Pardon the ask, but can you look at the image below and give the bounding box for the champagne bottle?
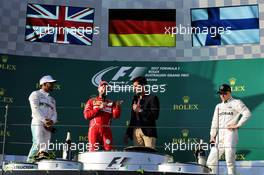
[62,131,72,160]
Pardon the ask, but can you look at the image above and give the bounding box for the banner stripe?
[221,29,260,45]
[191,9,208,21]
[109,20,175,34]
[109,9,176,21]
[192,33,207,46]
[220,5,259,19]
[109,34,176,46]
[26,17,93,28]
[191,18,259,31]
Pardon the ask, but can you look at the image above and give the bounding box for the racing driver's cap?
[99,80,108,87]
[217,84,231,94]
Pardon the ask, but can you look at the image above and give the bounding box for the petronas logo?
[181,129,189,138]
[1,56,8,63]
[182,96,190,103]
[229,77,236,86]
[0,88,5,96]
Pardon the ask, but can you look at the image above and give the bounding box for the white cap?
[39,75,57,85]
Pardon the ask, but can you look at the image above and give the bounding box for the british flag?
[25,3,95,46]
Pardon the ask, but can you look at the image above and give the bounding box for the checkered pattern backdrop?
[0,0,264,61]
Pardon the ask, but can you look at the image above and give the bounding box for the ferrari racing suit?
[84,96,121,151]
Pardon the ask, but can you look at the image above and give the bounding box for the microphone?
[133,95,138,104]
[102,94,106,102]
[133,95,140,120]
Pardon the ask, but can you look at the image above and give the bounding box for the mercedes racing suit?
[27,89,57,162]
[206,97,251,175]
[84,96,121,151]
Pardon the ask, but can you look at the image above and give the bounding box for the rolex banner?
[0,54,264,162]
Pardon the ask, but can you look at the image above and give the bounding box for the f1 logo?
[91,66,147,87]
[106,157,130,169]
[112,67,146,81]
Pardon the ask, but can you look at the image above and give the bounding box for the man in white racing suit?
[206,84,251,175]
[27,75,58,163]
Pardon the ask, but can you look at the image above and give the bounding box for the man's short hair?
[132,76,147,85]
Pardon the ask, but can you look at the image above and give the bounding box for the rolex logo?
[228,77,245,92]
[0,88,5,96]
[0,88,14,103]
[182,96,190,103]
[173,96,198,111]
[229,78,236,86]
[1,56,8,63]
[81,102,86,108]
[0,55,16,71]
[181,129,189,138]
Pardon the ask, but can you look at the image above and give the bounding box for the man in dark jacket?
[124,76,159,149]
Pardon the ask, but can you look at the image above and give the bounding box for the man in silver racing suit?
[27,75,58,163]
[206,84,251,175]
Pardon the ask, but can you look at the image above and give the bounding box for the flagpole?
[1,105,8,174]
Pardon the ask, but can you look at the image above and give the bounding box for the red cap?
[99,80,108,86]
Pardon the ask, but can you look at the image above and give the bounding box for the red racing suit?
[83,96,121,151]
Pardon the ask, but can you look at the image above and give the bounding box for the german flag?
[109,9,176,47]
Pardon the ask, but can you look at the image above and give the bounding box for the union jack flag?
[25,3,95,46]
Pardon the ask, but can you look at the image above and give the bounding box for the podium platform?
[1,170,209,175]
[1,149,263,175]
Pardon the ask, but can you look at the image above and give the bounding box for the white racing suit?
[27,89,57,162]
[206,97,251,175]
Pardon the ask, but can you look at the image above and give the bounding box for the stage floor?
[1,170,209,175]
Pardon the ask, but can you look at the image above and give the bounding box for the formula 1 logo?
[106,157,130,170]
[91,66,147,87]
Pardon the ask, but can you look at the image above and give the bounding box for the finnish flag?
[191,5,259,46]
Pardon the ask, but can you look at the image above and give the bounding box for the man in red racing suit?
[83,81,121,151]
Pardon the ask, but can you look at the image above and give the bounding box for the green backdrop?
[0,54,263,162]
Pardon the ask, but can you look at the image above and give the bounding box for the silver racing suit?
[27,89,57,162]
[206,97,251,175]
